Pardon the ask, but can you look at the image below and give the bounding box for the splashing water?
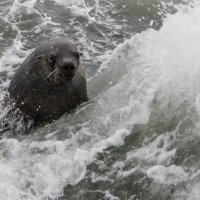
[0,0,200,199]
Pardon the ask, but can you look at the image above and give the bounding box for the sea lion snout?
[59,58,75,71]
[56,58,76,81]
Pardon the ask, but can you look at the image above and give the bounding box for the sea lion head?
[5,39,87,130]
[41,40,82,84]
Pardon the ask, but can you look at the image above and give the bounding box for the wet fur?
[1,39,87,132]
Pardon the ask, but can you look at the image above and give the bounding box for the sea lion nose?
[60,58,75,70]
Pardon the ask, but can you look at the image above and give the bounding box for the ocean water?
[0,0,200,199]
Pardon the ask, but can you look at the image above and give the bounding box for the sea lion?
[2,39,87,131]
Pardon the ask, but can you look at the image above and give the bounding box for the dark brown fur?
[2,39,87,131]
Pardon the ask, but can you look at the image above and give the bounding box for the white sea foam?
[104,190,120,200]
[146,165,188,183]
[0,1,200,199]
[0,38,29,73]
[0,0,59,68]
[5,0,41,24]
[53,0,96,21]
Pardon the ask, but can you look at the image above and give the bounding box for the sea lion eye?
[48,52,57,63]
[36,54,43,59]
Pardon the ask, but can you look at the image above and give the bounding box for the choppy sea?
[1,0,200,199]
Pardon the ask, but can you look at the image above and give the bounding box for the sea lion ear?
[72,51,82,59]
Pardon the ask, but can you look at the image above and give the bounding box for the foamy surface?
[0,0,200,199]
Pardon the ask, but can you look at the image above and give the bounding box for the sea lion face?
[6,39,87,129]
[43,41,81,84]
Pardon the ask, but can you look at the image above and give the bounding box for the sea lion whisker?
[44,68,58,80]
[74,66,82,76]
[75,68,80,74]
[76,70,86,85]
[75,68,86,80]
[54,70,60,82]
